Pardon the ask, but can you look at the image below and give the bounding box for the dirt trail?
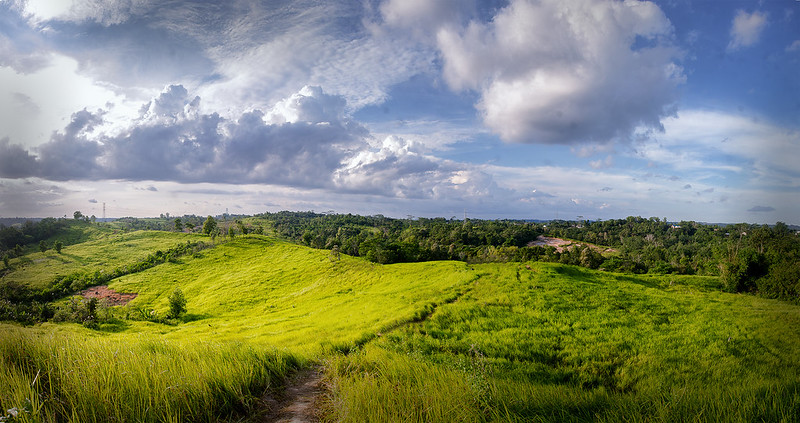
[261,368,324,423]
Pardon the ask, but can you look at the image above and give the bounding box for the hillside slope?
[106,236,474,352]
[1,232,799,422]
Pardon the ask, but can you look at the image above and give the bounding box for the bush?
[168,288,187,319]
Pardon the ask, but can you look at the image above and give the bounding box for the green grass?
[3,230,204,289]
[323,262,800,422]
[107,235,473,352]
[2,232,799,422]
[0,325,300,422]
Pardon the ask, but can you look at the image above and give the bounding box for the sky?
[0,0,798,223]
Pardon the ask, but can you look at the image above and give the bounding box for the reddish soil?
[79,285,137,306]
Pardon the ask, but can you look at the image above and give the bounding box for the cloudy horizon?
[1,0,798,224]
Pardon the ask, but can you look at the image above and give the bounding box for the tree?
[2,254,8,269]
[174,218,183,232]
[73,211,83,220]
[168,288,187,319]
[54,240,63,254]
[39,240,48,253]
[202,216,217,235]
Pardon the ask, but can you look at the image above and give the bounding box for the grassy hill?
[4,230,203,290]
[1,230,799,422]
[106,236,473,351]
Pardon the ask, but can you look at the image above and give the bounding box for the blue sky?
[0,0,798,223]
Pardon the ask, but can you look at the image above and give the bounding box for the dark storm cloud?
[36,109,104,180]
[747,206,775,212]
[0,138,38,178]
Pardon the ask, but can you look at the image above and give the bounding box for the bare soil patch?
[529,236,617,254]
[79,285,137,306]
[529,236,574,252]
[259,368,323,423]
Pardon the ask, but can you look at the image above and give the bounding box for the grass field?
[1,231,799,422]
[323,263,800,422]
[4,230,204,290]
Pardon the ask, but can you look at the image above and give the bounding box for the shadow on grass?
[98,319,132,333]
[551,264,663,290]
[182,313,212,322]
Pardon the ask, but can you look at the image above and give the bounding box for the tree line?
[254,212,800,302]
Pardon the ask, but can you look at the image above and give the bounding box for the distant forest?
[2,212,798,303]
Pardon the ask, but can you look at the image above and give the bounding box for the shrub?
[168,288,187,319]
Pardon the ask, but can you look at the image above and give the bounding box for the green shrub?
[168,288,187,319]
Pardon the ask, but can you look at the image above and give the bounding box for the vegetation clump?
[168,287,187,319]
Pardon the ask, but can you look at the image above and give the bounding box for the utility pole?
[103,203,106,220]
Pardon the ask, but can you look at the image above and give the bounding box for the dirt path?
[261,368,324,423]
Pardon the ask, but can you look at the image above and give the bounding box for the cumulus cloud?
[0,138,38,178]
[728,10,768,51]
[0,84,496,201]
[332,135,496,199]
[786,40,800,53]
[434,0,684,144]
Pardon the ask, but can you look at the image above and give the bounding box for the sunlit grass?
[5,231,205,290]
[2,231,799,422]
[324,262,800,422]
[0,326,300,422]
[107,236,474,352]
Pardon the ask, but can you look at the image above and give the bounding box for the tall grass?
[321,346,487,422]
[322,262,800,422]
[0,327,301,422]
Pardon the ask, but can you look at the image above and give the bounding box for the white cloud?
[0,54,131,148]
[786,40,800,53]
[194,2,433,116]
[589,155,614,169]
[0,85,488,201]
[648,110,800,189]
[435,0,684,144]
[728,10,768,51]
[378,0,476,40]
[20,0,75,23]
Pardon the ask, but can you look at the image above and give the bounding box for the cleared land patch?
[79,285,137,306]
